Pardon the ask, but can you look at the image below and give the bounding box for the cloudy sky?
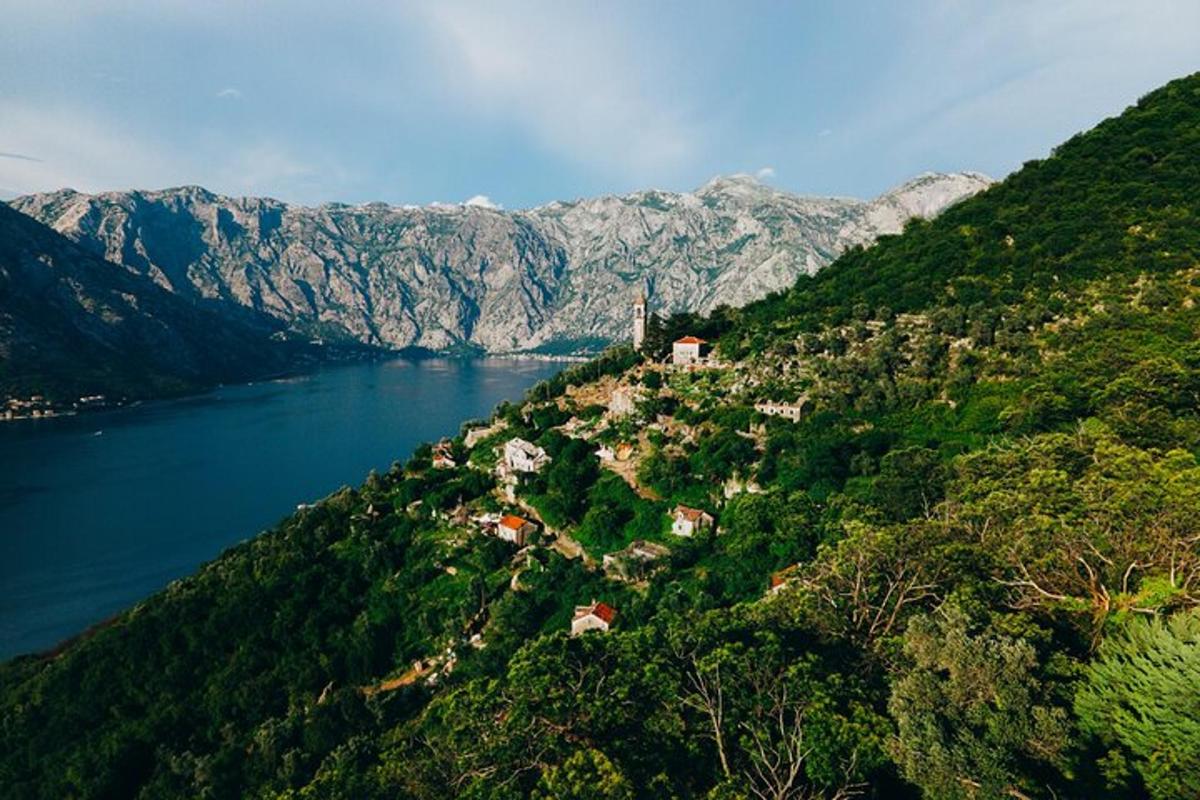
[1,1,1197,207]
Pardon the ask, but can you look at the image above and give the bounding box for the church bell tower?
[632,290,647,351]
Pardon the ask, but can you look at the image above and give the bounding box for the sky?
[1,1,1198,209]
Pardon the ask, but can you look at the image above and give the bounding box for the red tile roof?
[499,514,531,530]
[589,602,617,624]
[674,505,709,522]
[674,336,707,345]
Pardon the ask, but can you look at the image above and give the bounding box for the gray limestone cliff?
[11,171,991,354]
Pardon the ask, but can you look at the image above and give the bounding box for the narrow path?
[600,431,660,501]
[362,663,431,696]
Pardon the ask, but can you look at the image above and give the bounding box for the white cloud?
[410,3,701,181]
[836,0,1200,183]
[216,87,243,100]
[0,101,349,203]
[0,103,185,194]
[755,166,775,180]
[463,194,501,209]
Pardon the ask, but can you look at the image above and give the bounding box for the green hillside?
[4,74,1200,800]
[0,203,332,406]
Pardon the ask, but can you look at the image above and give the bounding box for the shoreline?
[1,350,587,425]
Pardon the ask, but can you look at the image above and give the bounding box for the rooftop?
[574,601,617,624]
[674,505,709,522]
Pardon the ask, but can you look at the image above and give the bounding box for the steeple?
[632,289,647,351]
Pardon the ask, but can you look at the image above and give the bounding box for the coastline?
[1,348,594,424]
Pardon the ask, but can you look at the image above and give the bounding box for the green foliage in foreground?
[1076,610,1200,799]
[4,73,1200,799]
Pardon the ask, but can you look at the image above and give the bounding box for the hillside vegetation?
[3,75,1200,799]
[0,204,357,405]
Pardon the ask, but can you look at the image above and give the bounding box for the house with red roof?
[431,439,457,469]
[672,336,709,366]
[571,600,617,635]
[768,564,800,595]
[671,504,714,537]
[497,514,537,546]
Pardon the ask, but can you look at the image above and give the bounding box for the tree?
[669,610,889,800]
[888,606,1072,800]
[1075,609,1200,800]
[533,749,635,800]
[543,438,601,523]
[870,446,945,521]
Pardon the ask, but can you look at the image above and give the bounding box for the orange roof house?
[497,514,537,546]
[672,336,710,366]
[571,600,617,635]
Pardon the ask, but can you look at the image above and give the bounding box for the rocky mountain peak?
[11,170,990,354]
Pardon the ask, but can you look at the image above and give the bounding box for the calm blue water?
[0,357,562,659]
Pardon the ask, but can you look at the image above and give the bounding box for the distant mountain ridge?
[11,172,991,354]
[0,203,322,402]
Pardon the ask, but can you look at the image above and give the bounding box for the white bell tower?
[632,290,647,351]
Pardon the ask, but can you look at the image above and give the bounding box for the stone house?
[602,540,670,581]
[504,438,550,473]
[753,396,809,423]
[609,386,641,417]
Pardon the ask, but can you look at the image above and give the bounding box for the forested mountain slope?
[0,203,325,404]
[10,172,988,354]
[4,75,1200,800]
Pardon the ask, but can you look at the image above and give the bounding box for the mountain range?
[10,171,990,355]
[0,202,329,403]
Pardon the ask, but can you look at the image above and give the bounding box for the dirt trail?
[362,663,430,696]
[602,457,659,501]
[600,431,660,501]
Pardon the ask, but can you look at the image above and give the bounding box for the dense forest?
[3,73,1200,799]
[0,203,352,407]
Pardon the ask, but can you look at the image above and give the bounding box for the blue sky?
[1,1,1197,208]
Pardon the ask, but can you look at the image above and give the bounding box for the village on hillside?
[364,290,870,689]
[358,280,997,691]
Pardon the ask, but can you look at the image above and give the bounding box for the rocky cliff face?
[11,172,991,353]
[0,203,314,402]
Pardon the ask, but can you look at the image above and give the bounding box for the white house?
[672,336,708,366]
[497,514,537,546]
[671,505,714,537]
[431,439,457,469]
[570,600,617,636]
[504,438,550,473]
